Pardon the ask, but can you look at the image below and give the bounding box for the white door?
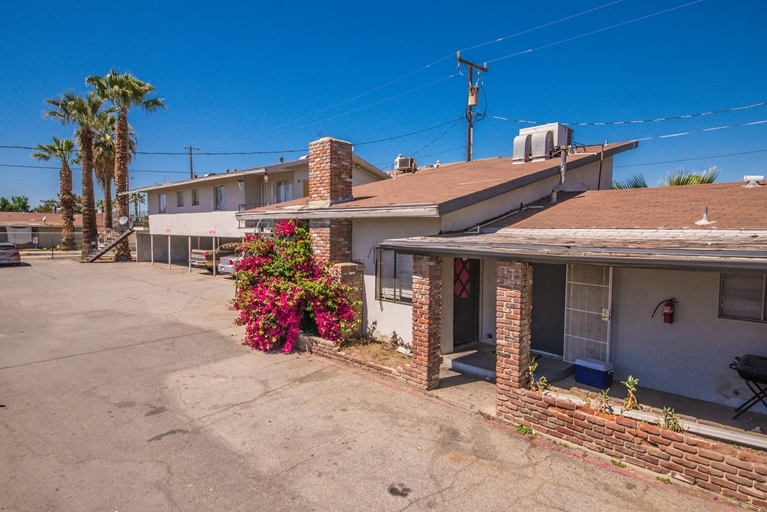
[563,264,613,363]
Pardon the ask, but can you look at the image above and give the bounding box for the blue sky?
[1,0,766,207]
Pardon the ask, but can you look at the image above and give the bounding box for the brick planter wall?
[297,334,407,383]
[499,387,767,507]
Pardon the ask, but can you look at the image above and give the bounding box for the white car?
[217,254,241,275]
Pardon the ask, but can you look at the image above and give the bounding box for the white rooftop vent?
[512,134,532,164]
[743,175,764,188]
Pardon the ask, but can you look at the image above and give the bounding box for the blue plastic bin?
[574,358,614,389]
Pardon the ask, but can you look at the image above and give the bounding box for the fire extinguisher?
[652,298,677,324]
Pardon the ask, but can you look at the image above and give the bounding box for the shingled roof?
[382,182,767,271]
[237,142,637,219]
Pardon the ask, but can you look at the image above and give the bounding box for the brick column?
[401,255,442,390]
[496,261,533,414]
[329,262,364,337]
[309,218,352,263]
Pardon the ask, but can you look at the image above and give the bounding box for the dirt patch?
[341,342,410,369]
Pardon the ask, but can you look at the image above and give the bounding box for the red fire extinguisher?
[652,298,677,324]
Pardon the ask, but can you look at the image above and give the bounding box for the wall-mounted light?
[238,180,244,191]
[263,170,269,183]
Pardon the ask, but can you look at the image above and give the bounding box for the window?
[192,188,199,206]
[214,185,226,210]
[720,273,767,322]
[159,193,166,214]
[376,248,413,303]
[177,190,184,207]
[277,181,293,203]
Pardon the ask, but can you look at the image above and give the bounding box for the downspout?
[550,146,568,203]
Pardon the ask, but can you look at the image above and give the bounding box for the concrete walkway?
[0,260,739,511]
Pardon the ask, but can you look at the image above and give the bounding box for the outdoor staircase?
[85,228,134,263]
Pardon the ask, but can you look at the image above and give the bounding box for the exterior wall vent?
[512,134,532,164]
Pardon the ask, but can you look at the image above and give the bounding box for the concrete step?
[442,345,574,382]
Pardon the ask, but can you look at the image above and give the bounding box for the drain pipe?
[550,146,569,203]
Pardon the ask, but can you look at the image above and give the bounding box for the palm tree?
[659,166,719,186]
[129,192,146,221]
[87,70,165,261]
[45,92,111,254]
[612,167,720,189]
[93,113,137,229]
[612,174,648,189]
[32,137,77,249]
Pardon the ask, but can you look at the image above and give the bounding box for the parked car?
[0,242,21,266]
[217,253,240,275]
[189,242,239,271]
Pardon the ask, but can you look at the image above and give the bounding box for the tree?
[612,174,648,189]
[129,192,145,220]
[33,198,61,213]
[45,91,112,254]
[93,113,137,229]
[0,196,31,212]
[659,166,719,186]
[32,137,77,249]
[612,166,720,189]
[87,70,165,261]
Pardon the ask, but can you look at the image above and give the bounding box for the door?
[563,264,613,363]
[453,258,480,346]
[531,263,566,357]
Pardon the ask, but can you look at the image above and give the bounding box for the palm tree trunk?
[79,128,98,255]
[113,110,131,261]
[59,162,76,250]
[104,176,113,229]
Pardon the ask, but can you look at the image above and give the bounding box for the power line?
[0,163,187,174]
[489,101,767,127]
[354,117,464,146]
[614,148,767,168]
[412,120,464,157]
[486,0,704,64]
[230,1,624,143]
[634,119,767,141]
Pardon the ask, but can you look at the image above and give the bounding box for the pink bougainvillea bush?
[233,220,358,353]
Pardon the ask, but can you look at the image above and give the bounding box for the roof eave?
[236,205,440,220]
[380,239,767,271]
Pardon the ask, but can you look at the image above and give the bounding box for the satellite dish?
[119,216,129,225]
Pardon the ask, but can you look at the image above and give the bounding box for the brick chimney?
[308,137,353,264]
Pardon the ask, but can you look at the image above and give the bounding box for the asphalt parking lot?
[0,260,737,511]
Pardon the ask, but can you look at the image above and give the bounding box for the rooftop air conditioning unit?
[395,156,417,172]
[519,123,573,151]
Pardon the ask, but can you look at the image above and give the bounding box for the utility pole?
[184,146,200,179]
[457,52,487,162]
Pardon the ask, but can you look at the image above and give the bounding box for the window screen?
[192,188,199,206]
[214,186,226,210]
[720,273,766,322]
[177,190,184,207]
[376,249,413,303]
[159,193,166,214]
